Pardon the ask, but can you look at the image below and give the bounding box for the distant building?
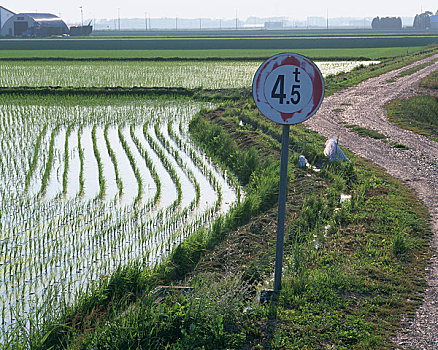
[69,21,93,36]
[431,15,438,29]
[371,17,402,30]
[0,13,69,37]
[0,6,15,30]
[264,21,283,29]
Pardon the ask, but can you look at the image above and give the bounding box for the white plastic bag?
[324,137,349,162]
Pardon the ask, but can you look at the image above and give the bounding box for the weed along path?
[305,53,438,349]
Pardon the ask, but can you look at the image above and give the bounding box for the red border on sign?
[252,53,325,125]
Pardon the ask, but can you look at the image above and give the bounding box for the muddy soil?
[305,53,438,349]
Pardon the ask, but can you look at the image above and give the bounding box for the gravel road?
[305,53,438,349]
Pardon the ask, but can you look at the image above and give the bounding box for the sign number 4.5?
[264,65,312,114]
[271,73,301,105]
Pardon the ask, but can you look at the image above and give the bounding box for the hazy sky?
[2,0,437,23]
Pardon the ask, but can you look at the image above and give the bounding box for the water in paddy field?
[175,124,237,214]
[148,125,196,210]
[133,126,178,210]
[106,125,138,206]
[81,126,100,201]
[45,129,66,200]
[95,126,118,202]
[27,131,51,198]
[120,126,156,205]
[316,61,380,77]
[0,99,240,336]
[66,129,80,199]
[161,124,218,213]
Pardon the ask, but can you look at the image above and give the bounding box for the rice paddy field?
[0,58,376,335]
[0,61,377,89]
[0,39,435,347]
[0,93,240,334]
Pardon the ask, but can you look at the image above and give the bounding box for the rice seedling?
[0,61,378,89]
[62,125,73,197]
[91,124,106,200]
[0,93,237,338]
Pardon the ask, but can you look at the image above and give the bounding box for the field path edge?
[305,53,438,349]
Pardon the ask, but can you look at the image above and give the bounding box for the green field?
[0,47,426,60]
[0,30,436,60]
[0,38,435,50]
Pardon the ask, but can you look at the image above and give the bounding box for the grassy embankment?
[386,69,438,141]
[3,48,436,349]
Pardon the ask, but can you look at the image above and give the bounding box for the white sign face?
[253,53,325,125]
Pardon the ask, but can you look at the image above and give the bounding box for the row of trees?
[413,11,438,30]
[371,17,402,30]
[372,10,437,30]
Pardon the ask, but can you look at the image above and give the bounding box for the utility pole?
[235,10,238,30]
[326,8,329,30]
[80,6,83,27]
[199,18,202,30]
[176,17,178,31]
[118,8,120,31]
[145,12,148,31]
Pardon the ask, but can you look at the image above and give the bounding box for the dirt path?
[305,53,438,349]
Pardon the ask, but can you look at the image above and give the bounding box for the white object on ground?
[324,137,349,161]
[340,193,352,204]
[299,155,308,167]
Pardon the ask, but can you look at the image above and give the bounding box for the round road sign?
[252,53,325,125]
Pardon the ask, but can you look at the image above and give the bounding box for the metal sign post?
[273,124,290,293]
[252,53,324,296]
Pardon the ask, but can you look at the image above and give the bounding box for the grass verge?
[345,124,387,140]
[395,58,437,78]
[386,95,438,141]
[420,69,438,89]
[323,47,437,96]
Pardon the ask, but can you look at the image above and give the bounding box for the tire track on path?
[305,53,438,349]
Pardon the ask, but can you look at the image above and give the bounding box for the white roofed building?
[0,13,68,37]
[0,6,15,30]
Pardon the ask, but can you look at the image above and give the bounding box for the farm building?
[0,13,69,37]
[431,15,438,29]
[264,21,283,29]
[0,6,15,30]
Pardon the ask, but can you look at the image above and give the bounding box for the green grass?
[386,95,438,141]
[323,47,438,96]
[0,47,426,60]
[0,34,436,52]
[345,124,387,140]
[395,59,438,78]
[390,142,410,150]
[420,69,438,89]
